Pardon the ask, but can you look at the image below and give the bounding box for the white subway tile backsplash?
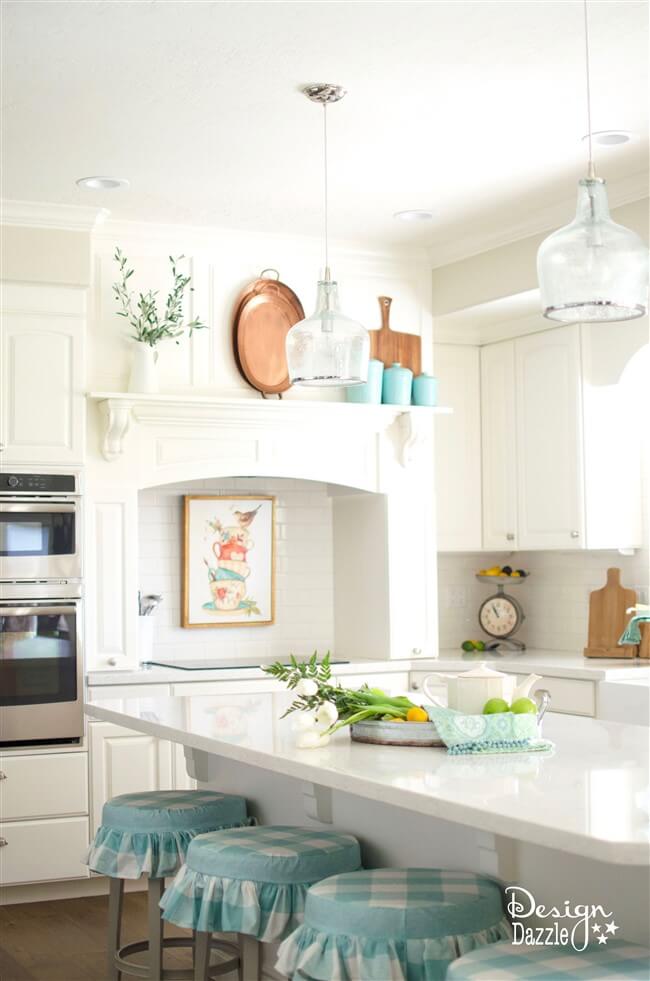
[138,477,335,663]
[437,548,649,652]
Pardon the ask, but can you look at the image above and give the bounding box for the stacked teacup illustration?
[203,505,261,615]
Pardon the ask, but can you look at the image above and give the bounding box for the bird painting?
[233,504,262,528]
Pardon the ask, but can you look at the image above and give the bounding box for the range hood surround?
[86,394,444,669]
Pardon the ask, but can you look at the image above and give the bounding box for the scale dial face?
[479,593,523,638]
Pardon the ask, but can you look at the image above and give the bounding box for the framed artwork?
[182,495,275,628]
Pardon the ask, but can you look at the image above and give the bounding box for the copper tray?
[233,269,305,396]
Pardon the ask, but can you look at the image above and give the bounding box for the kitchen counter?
[85,692,650,866]
[87,649,650,686]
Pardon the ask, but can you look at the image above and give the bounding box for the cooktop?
[143,657,350,671]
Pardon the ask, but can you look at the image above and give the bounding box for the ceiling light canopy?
[285,84,370,387]
[582,130,633,147]
[76,176,129,190]
[537,2,647,324]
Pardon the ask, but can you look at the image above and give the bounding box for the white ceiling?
[2,0,648,256]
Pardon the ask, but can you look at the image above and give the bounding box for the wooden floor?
[0,893,239,981]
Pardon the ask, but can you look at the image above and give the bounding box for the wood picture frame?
[182,495,275,628]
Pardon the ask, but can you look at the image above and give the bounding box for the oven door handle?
[0,605,78,617]
[0,502,77,514]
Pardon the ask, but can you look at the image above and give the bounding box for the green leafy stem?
[112,247,208,347]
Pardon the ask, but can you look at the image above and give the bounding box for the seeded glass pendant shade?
[538,178,648,322]
[286,84,370,387]
[537,1,648,323]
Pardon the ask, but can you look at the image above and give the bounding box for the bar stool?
[84,789,251,980]
[160,825,362,980]
[444,939,650,979]
[275,868,512,981]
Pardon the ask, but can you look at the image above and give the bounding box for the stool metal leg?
[193,931,211,981]
[107,876,124,981]
[147,876,164,981]
[238,935,260,981]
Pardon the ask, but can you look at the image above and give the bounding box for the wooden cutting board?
[369,296,421,375]
[584,567,637,658]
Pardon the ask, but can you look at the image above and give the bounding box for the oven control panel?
[1,473,76,493]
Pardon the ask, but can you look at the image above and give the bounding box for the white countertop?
[85,692,650,866]
[87,650,650,686]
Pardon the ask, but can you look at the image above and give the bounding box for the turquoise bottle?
[346,358,384,404]
[412,373,438,406]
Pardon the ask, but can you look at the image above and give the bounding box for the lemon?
[389,717,406,723]
[406,707,429,723]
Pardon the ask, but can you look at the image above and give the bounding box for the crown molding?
[427,171,649,269]
[0,200,110,232]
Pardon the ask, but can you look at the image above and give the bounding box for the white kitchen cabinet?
[480,323,642,551]
[0,817,90,886]
[434,344,482,551]
[481,341,518,549]
[0,283,85,465]
[515,325,584,549]
[0,752,88,821]
[89,721,173,834]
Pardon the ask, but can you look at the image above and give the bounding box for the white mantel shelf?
[87,391,451,464]
[85,694,650,866]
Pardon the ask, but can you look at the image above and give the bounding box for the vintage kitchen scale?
[476,574,529,651]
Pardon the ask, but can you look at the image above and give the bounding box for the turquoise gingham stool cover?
[84,790,250,880]
[444,939,650,979]
[160,825,361,943]
[275,868,512,981]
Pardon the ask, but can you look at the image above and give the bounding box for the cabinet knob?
[506,533,515,541]
[411,680,420,690]
[0,771,5,780]
[411,647,422,656]
[107,657,118,667]
[570,530,580,539]
[0,838,7,847]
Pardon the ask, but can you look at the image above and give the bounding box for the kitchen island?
[85,692,650,952]
[85,691,649,863]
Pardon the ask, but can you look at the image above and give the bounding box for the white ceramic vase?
[128,342,159,394]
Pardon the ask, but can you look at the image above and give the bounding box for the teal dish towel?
[619,614,650,645]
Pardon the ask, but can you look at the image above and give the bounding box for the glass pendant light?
[286,84,370,386]
[537,1,648,323]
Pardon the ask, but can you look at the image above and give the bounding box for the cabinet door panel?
[0,817,89,885]
[0,752,88,820]
[89,722,172,833]
[515,326,584,549]
[0,313,84,464]
[434,345,482,550]
[481,342,518,549]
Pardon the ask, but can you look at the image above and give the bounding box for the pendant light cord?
[583,0,596,179]
[323,102,330,278]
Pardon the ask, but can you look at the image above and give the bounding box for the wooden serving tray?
[369,296,421,375]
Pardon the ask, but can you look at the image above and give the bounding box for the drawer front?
[335,672,411,694]
[0,817,90,885]
[87,683,172,700]
[523,676,595,717]
[0,752,88,820]
[410,672,596,717]
[170,679,285,696]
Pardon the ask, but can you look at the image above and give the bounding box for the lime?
[461,641,475,652]
[511,697,537,715]
[483,698,510,714]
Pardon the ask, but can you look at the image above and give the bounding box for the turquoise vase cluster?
[347,360,438,406]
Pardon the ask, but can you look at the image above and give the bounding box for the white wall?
[138,476,334,663]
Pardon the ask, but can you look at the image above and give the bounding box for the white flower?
[294,678,319,697]
[314,701,338,726]
[292,711,318,732]
[296,730,331,750]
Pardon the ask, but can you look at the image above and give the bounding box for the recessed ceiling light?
[76,176,130,190]
[393,210,433,222]
[581,130,633,147]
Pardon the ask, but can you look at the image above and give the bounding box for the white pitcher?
[423,662,542,716]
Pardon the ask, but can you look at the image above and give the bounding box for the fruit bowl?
[476,574,529,586]
[350,716,443,747]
